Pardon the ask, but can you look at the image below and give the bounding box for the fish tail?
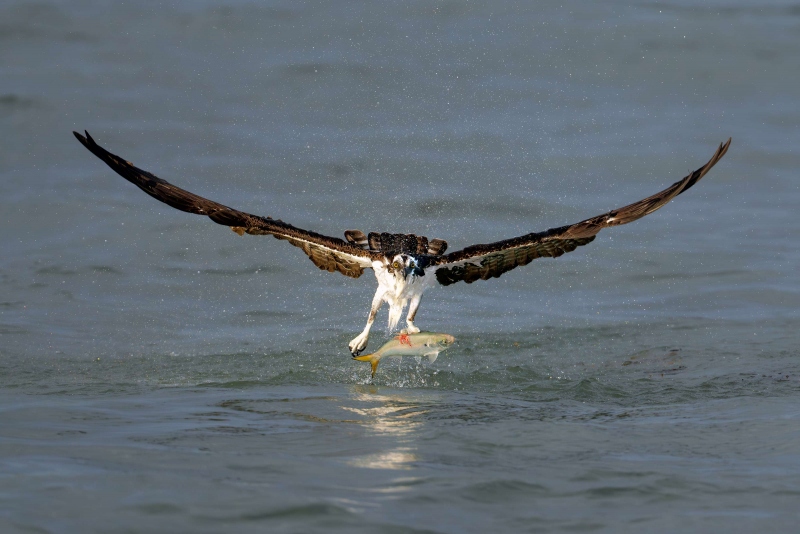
[353,353,380,377]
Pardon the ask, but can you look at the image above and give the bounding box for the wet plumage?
[73,131,731,355]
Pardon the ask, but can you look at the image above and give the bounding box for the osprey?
[73,131,730,355]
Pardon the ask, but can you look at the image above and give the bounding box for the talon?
[349,321,376,358]
[349,333,369,357]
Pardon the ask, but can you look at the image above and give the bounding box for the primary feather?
[74,131,731,355]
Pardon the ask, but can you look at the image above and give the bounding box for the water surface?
[1,1,799,532]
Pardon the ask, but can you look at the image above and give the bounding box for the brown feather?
[367,232,430,255]
[73,131,730,286]
[344,230,369,249]
[427,238,448,255]
[435,139,731,286]
[73,131,378,278]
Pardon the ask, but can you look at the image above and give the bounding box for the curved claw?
[349,331,369,356]
[405,322,421,334]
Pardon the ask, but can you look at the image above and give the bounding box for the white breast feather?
[372,260,436,331]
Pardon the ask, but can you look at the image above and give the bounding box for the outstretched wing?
[434,139,731,286]
[73,131,379,278]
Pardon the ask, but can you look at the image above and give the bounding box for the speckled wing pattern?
[73,131,378,278]
[434,138,731,286]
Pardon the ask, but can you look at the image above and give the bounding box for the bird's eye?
[392,261,401,270]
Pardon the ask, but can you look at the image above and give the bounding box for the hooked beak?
[403,262,425,279]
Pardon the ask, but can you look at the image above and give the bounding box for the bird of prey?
[74,131,730,355]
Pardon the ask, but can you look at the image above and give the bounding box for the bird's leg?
[405,294,422,334]
[349,287,386,356]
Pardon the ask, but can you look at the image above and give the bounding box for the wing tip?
[706,136,732,175]
[709,137,732,168]
[719,137,732,159]
[73,130,97,150]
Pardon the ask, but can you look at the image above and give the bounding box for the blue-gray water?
[2,1,799,532]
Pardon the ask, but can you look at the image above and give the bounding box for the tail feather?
[387,301,405,331]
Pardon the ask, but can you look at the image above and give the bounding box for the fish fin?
[353,353,379,377]
[424,351,439,363]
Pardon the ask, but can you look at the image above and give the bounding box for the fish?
[353,331,456,377]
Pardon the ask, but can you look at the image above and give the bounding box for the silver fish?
[353,331,455,377]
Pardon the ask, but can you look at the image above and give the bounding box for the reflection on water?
[343,387,432,470]
[347,448,418,471]
[2,0,800,531]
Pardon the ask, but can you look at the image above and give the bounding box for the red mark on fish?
[396,332,412,346]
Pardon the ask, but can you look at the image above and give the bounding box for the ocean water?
[2,1,799,532]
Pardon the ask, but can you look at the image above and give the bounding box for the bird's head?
[387,254,425,281]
